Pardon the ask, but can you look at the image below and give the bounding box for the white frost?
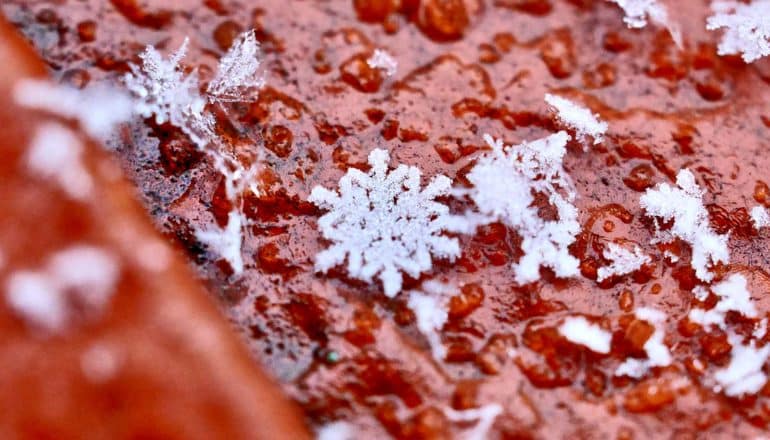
[26,122,93,200]
[714,332,770,396]
[407,281,453,360]
[5,246,120,333]
[316,421,354,440]
[615,307,672,378]
[558,316,612,354]
[707,0,770,63]
[607,0,682,46]
[640,169,730,282]
[689,273,758,330]
[544,94,608,147]
[367,49,398,77]
[443,404,503,440]
[207,30,266,102]
[309,148,459,297]
[751,205,770,229]
[195,210,246,274]
[14,79,133,141]
[449,132,580,285]
[596,243,651,282]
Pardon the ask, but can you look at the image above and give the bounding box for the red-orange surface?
[4,0,770,438]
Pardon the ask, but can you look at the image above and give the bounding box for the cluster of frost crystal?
[596,243,651,282]
[124,31,265,275]
[615,307,672,378]
[707,1,770,63]
[309,149,459,297]
[639,169,729,282]
[454,132,581,285]
[544,94,608,147]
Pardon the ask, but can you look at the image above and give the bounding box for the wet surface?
[4,0,770,437]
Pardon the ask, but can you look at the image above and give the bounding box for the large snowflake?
[707,1,770,63]
[309,149,460,297]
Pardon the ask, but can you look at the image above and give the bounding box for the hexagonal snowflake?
[309,149,460,297]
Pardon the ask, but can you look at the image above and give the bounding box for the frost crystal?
[195,211,246,274]
[558,316,612,353]
[14,79,133,141]
[26,122,92,200]
[309,148,459,297]
[714,332,770,396]
[689,273,758,330]
[450,132,580,285]
[406,281,454,360]
[607,0,682,46]
[615,307,672,378]
[639,169,729,282]
[367,49,398,77]
[5,246,120,333]
[443,404,503,440]
[207,30,265,102]
[544,94,608,147]
[751,205,770,229]
[707,1,770,63]
[596,243,651,282]
[124,37,209,133]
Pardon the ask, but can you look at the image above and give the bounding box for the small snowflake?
[544,94,608,147]
[640,169,729,282]
[367,49,398,77]
[450,132,581,285]
[596,243,651,282]
[207,30,266,102]
[607,0,682,46]
[708,1,770,63]
[309,148,459,297]
[195,210,246,274]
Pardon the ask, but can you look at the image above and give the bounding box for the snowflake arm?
[596,243,651,282]
[207,30,266,102]
[544,94,608,147]
[707,1,770,63]
[309,149,459,297]
[195,210,246,274]
[124,38,208,129]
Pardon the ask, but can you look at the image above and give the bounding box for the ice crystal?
[443,404,503,440]
[450,132,580,285]
[689,273,758,330]
[607,0,682,46]
[707,1,770,63]
[309,149,459,297]
[207,30,265,102]
[406,281,454,360]
[615,307,672,378]
[639,169,729,282]
[596,243,651,282]
[195,211,246,275]
[544,94,608,147]
[367,49,398,77]
[124,38,209,132]
[751,205,770,229]
[558,316,612,353]
[714,332,770,396]
[14,79,133,141]
[26,122,92,200]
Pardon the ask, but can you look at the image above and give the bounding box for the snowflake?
[406,281,453,360]
[450,132,581,285]
[367,49,398,77]
[715,332,770,396]
[123,37,210,136]
[596,243,650,282]
[309,148,459,297]
[639,169,730,282]
[544,94,608,147]
[207,30,265,102]
[707,1,770,63]
[607,0,682,46]
[751,205,770,229]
